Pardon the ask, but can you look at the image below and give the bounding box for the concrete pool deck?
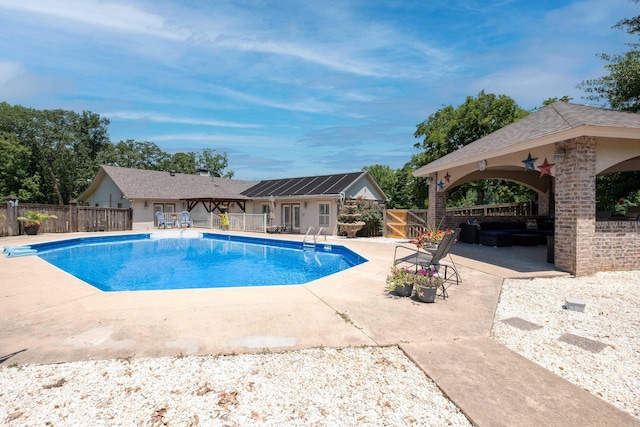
[1,230,637,427]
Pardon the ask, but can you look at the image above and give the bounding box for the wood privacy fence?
[0,202,132,237]
[385,209,429,239]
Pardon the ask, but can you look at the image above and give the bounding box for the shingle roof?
[241,172,367,198]
[414,101,640,175]
[90,166,256,200]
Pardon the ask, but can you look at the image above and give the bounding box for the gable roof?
[79,166,256,201]
[414,101,640,176]
[242,172,376,198]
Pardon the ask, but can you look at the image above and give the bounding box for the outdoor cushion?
[479,231,513,247]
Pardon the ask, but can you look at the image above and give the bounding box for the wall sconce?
[304,201,308,208]
[554,148,565,163]
[144,201,148,208]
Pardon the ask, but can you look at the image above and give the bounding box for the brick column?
[536,189,550,216]
[427,173,447,228]
[554,137,596,276]
[427,173,436,228]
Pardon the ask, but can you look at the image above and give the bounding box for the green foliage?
[596,171,640,212]
[17,211,58,226]
[412,91,530,207]
[338,198,384,237]
[0,102,235,205]
[578,2,640,111]
[578,50,640,111]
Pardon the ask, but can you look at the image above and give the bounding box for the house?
[79,166,387,234]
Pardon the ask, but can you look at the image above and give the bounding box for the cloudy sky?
[0,0,637,180]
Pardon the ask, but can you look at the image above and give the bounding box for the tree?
[577,2,640,208]
[0,132,41,201]
[0,103,110,204]
[99,139,171,170]
[578,1,640,111]
[363,164,397,204]
[412,91,529,206]
[196,148,234,178]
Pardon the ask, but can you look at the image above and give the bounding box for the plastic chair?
[155,211,171,229]
[178,211,193,228]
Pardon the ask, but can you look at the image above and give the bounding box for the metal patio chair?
[393,228,461,298]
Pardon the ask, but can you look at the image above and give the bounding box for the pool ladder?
[303,227,326,250]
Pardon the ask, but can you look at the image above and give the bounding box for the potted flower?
[411,225,454,249]
[413,268,444,303]
[386,266,414,297]
[17,211,58,235]
[220,213,230,230]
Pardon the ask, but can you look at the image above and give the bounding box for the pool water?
[33,232,367,292]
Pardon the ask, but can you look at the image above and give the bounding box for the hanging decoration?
[522,153,538,171]
[444,172,451,183]
[437,179,445,191]
[537,157,554,177]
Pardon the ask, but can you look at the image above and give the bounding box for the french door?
[282,203,300,232]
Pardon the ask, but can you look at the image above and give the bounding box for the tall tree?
[0,103,110,204]
[578,0,640,111]
[412,91,529,206]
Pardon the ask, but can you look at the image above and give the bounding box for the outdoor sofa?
[460,219,554,247]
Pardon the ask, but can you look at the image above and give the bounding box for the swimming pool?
[23,231,367,292]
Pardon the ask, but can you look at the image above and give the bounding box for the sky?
[0,0,638,180]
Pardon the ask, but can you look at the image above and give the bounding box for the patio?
[0,230,636,426]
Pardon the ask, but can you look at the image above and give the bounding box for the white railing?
[227,213,268,232]
[201,212,268,232]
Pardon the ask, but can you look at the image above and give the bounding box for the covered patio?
[414,101,640,276]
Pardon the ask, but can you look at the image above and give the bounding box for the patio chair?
[155,211,171,229]
[393,228,461,298]
[178,211,193,228]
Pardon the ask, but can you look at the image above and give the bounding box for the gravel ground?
[492,270,640,420]
[1,270,638,426]
[0,346,471,427]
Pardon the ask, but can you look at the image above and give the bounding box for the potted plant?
[413,268,444,303]
[386,266,414,297]
[17,211,58,235]
[410,222,455,249]
[220,213,230,230]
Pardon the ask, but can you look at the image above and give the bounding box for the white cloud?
[0,0,186,40]
[106,111,262,129]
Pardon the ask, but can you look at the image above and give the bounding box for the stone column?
[554,137,596,276]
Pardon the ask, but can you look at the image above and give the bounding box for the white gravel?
[0,346,471,426]
[492,270,640,420]
[2,270,638,425]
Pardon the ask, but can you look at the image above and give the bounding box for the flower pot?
[24,225,40,235]
[416,285,438,303]
[392,282,413,297]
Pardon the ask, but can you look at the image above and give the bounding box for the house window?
[261,204,269,215]
[319,203,330,228]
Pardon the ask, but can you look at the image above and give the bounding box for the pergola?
[413,101,640,276]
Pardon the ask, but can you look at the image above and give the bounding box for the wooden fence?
[0,202,132,237]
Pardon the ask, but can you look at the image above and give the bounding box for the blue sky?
[0,0,637,180]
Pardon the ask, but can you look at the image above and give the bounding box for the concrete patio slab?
[1,230,637,426]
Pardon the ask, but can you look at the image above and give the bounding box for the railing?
[199,213,269,232]
[447,202,529,217]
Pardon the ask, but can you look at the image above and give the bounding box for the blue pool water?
[31,232,367,292]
